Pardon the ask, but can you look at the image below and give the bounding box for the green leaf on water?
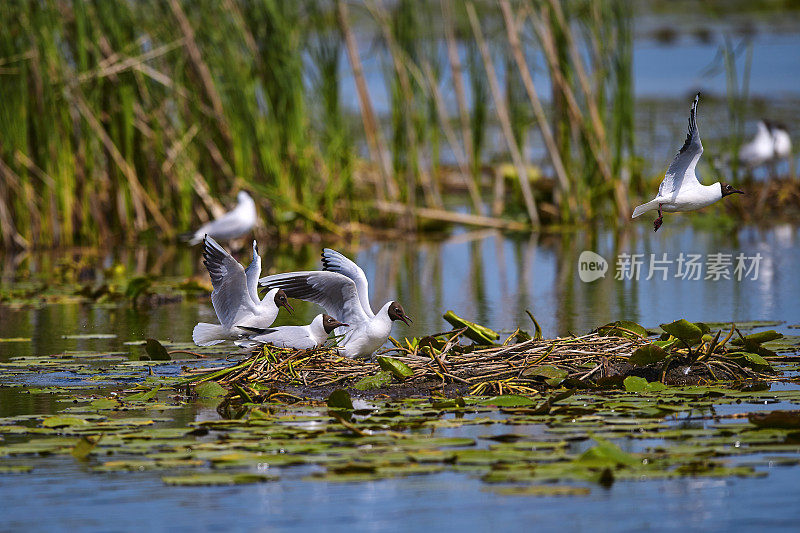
[576,436,639,467]
[660,319,703,344]
[145,338,171,361]
[523,365,568,380]
[89,398,120,410]
[629,344,668,366]
[725,352,774,372]
[194,382,227,398]
[162,473,276,486]
[479,395,536,407]
[326,389,354,409]
[597,320,647,339]
[354,371,393,391]
[732,330,783,346]
[126,385,161,402]
[42,416,89,428]
[377,356,414,380]
[71,436,101,460]
[442,311,499,345]
[622,376,665,393]
[483,485,591,497]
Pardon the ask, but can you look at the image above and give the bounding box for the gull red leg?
[653,204,664,232]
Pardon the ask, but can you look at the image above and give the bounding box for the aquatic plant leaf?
[125,386,161,402]
[145,339,171,361]
[597,320,646,339]
[42,416,89,428]
[725,352,773,372]
[89,398,120,410]
[194,382,227,398]
[0,466,33,473]
[377,357,414,380]
[327,389,354,409]
[479,395,536,407]
[162,473,276,486]
[623,376,649,392]
[442,311,499,345]
[483,485,591,497]
[576,436,639,467]
[354,371,393,391]
[749,410,800,429]
[431,397,466,409]
[732,330,783,346]
[660,320,703,344]
[523,365,568,380]
[629,344,668,366]
[71,436,101,460]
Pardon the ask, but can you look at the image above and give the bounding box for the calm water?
[1,223,800,531]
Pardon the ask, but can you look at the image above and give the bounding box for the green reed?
[0,0,640,248]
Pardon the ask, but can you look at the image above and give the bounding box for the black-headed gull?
[235,314,348,350]
[259,249,412,358]
[182,191,257,245]
[768,121,792,164]
[632,93,743,232]
[739,120,774,169]
[192,236,293,346]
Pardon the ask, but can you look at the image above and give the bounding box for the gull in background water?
[259,248,412,358]
[193,236,293,346]
[739,120,775,170]
[632,93,744,232]
[768,120,793,170]
[235,314,348,350]
[181,191,257,246]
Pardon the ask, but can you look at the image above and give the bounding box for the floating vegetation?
[183,317,797,398]
[1,316,799,495]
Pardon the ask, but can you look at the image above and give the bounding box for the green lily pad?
[326,389,354,410]
[42,416,90,428]
[377,357,414,380]
[354,371,392,391]
[483,485,591,497]
[629,344,668,366]
[660,320,703,344]
[725,352,774,372]
[732,331,783,346]
[162,473,276,486]
[194,382,227,398]
[442,311,499,345]
[479,395,537,407]
[145,338,171,361]
[597,320,647,339]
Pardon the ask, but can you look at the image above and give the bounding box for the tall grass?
[0,0,638,248]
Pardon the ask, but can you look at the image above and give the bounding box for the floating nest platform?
[185,328,781,399]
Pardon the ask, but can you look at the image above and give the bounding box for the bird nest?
[184,327,778,399]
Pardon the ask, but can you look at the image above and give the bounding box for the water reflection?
[1,223,798,362]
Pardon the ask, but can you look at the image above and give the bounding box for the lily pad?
[162,473,276,486]
[327,389,354,410]
[660,320,703,344]
[480,395,537,407]
[354,372,393,391]
[194,382,227,398]
[377,357,414,380]
[629,344,668,366]
[145,339,171,361]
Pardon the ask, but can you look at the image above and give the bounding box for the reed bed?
[1,0,642,248]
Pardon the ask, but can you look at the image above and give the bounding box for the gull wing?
[658,93,704,199]
[259,270,369,326]
[202,235,255,330]
[321,248,374,318]
[243,241,261,305]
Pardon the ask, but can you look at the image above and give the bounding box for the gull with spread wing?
[259,249,412,358]
[192,235,293,346]
[235,314,348,350]
[181,191,257,246]
[632,93,744,232]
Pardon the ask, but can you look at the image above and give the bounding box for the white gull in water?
[235,314,348,350]
[192,236,293,346]
[632,93,744,232]
[739,120,775,170]
[258,249,412,358]
[182,191,256,246]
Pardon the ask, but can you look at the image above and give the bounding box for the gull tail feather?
[632,200,660,219]
[192,323,228,346]
[179,231,201,245]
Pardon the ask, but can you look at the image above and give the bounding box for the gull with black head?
[259,249,412,358]
[192,235,293,346]
[632,93,744,232]
[235,314,348,350]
